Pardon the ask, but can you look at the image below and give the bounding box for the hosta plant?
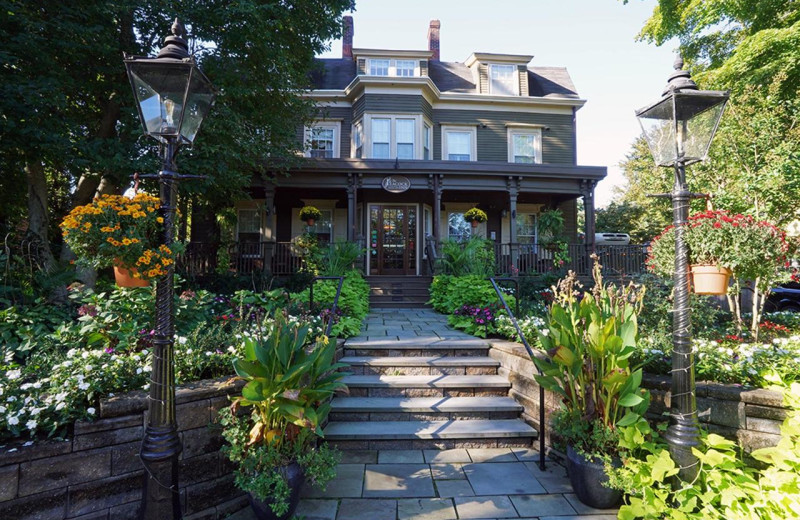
[220,313,348,516]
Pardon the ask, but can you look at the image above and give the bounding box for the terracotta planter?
[305,218,316,226]
[470,220,479,228]
[113,265,149,288]
[690,264,731,295]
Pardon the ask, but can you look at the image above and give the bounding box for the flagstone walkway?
[226,447,618,520]
[225,309,620,519]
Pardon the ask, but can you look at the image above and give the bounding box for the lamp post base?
[139,456,182,520]
[665,420,700,481]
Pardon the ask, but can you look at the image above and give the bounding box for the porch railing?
[178,241,649,278]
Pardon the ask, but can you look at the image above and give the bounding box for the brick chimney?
[428,20,440,61]
[342,15,354,58]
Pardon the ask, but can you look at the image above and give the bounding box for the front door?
[369,205,416,275]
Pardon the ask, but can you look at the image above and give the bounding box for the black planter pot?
[566,445,622,509]
[248,461,305,520]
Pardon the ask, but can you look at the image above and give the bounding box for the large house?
[222,18,606,278]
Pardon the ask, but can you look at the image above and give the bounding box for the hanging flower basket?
[464,207,487,228]
[299,206,322,226]
[690,264,731,295]
[113,263,150,288]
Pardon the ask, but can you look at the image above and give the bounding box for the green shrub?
[429,275,516,337]
[322,242,365,276]
[438,238,495,276]
[292,270,369,338]
[609,375,800,520]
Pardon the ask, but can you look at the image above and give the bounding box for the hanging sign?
[381,175,411,193]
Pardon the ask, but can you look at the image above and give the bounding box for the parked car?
[595,232,630,246]
[765,282,800,313]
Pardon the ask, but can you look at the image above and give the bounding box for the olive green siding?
[422,98,434,122]
[360,94,430,114]
[517,65,528,96]
[353,96,366,121]
[433,110,575,164]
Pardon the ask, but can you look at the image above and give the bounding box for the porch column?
[581,179,597,273]
[508,177,519,272]
[432,174,442,243]
[263,183,275,276]
[347,174,356,242]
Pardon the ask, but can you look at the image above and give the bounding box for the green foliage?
[222,313,347,513]
[438,238,496,276]
[292,270,369,338]
[596,201,662,243]
[299,206,323,223]
[322,242,365,276]
[533,262,650,457]
[463,207,488,223]
[609,375,800,519]
[429,275,513,314]
[218,406,340,515]
[290,232,324,275]
[0,299,72,359]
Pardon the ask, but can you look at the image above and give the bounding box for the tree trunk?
[25,160,55,271]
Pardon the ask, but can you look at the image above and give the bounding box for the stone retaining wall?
[489,339,787,453]
[0,377,245,520]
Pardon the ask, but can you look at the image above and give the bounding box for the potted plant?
[219,313,347,520]
[299,206,322,226]
[464,207,488,228]
[60,193,178,287]
[533,258,650,508]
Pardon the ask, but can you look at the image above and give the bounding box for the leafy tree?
[0,0,353,282]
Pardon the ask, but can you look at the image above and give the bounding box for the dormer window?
[489,64,519,96]
[395,60,416,77]
[366,58,419,77]
[369,59,390,76]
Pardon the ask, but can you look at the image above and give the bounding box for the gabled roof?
[309,58,580,100]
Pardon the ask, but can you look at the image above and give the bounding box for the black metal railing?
[489,277,546,471]
[309,276,345,338]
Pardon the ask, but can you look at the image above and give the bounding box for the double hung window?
[367,58,417,77]
[369,59,390,76]
[396,119,415,159]
[442,126,476,161]
[490,64,519,96]
[508,127,542,164]
[371,118,391,159]
[305,122,340,158]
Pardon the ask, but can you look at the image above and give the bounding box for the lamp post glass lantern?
[635,57,727,481]
[124,18,215,520]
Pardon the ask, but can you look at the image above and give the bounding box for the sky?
[317,0,677,208]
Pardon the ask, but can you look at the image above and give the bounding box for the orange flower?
[156,217,164,224]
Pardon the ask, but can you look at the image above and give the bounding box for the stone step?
[324,419,538,450]
[340,356,498,375]
[341,374,510,397]
[343,338,489,357]
[369,301,432,309]
[329,396,523,421]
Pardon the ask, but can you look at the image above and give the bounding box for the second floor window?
[490,64,518,96]
[353,121,364,158]
[372,118,391,158]
[396,119,415,159]
[508,128,542,163]
[310,128,334,158]
[423,124,431,160]
[444,129,474,161]
[369,59,390,76]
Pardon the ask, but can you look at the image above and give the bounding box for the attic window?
[369,59,390,76]
[366,58,418,77]
[489,64,519,96]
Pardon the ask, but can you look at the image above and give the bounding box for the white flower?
[6,370,21,380]
[23,441,33,447]
[0,406,5,414]
[7,396,16,403]
[81,352,89,359]
[186,349,193,355]
[177,336,187,345]
[32,382,41,389]
[204,351,213,356]
[78,382,89,391]
[143,384,150,390]
[20,383,33,391]
[87,407,96,415]
[143,366,151,372]
[55,392,67,402]
[62,360,72,367]
[29,408,42,416]
[136,368,143,375]
[67,349,77,358]
[25,419,37,430]
[8,416,19,426]
[84,365,93,371]
[55,403,65,411]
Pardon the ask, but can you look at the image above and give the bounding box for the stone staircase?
[324,311,538,450]
[366,276,432,308]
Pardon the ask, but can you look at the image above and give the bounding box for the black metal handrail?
[489,277,546,471]
[309,276,345,338]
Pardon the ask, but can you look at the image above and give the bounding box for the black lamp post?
[124,19,215,520]
[635,57,728,481]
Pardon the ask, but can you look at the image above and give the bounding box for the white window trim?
[366,58,420,77]
[507,127,542,164]
[351,119,364,158]
[441,124,478,162]
[423,122,432,160]
[489,63,520,96]
[236,208,262,236]
[364,114,424,160]
[304,121,341,158]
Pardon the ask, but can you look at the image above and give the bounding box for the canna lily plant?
[220,313,348,517]
[534,257,651,458]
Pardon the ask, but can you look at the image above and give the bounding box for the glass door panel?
[368,205,417,275]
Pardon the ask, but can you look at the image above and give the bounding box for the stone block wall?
[489,339,787,453]
[0,377,246,520]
